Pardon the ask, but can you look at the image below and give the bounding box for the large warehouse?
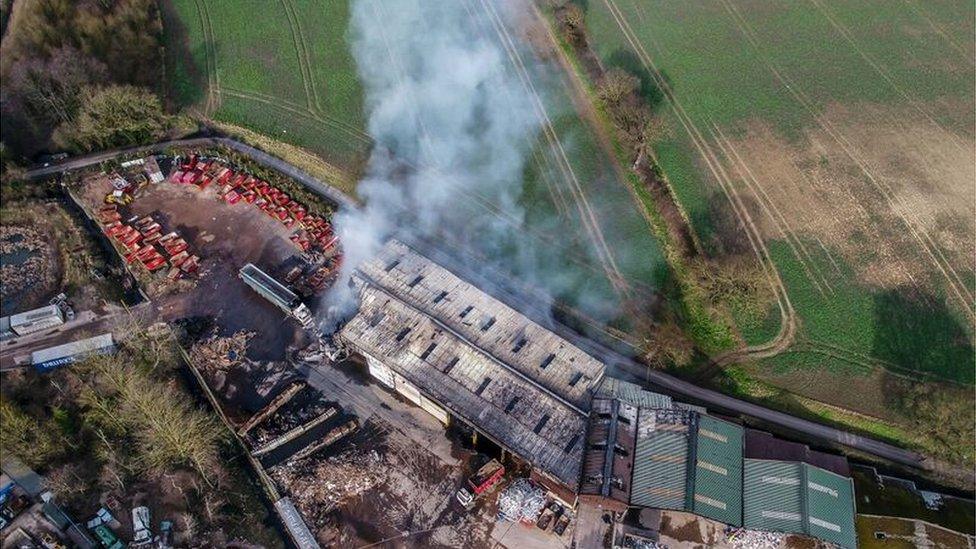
[338,240,858,548]
[340,239,606,496]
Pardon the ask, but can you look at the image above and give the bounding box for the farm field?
[161,0,371,174]
[161,0,669,337]
[580,0,975,458]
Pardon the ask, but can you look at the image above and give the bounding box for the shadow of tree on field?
[159,0,207,109]
[871,287,974,385]
[604,48,670,111]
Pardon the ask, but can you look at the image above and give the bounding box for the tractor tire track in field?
[477,0,634,302]
[193,0,220,116]
[219,86,372,146]
[711,123,835,297]
[366,0,439,162]
[525,0,675,258]
[792,338,970,387]
[807,0,971,150]
[458,0,576,221]
[718,0,975,321]
[901,0,974,67]
[217,87,372,150]
[282,0,324,113]
[599,0,798,363]
[278,0,315,112]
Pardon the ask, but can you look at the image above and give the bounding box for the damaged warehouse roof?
[340,240,610,488]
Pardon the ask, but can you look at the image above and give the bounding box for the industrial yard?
[2,147,972,548]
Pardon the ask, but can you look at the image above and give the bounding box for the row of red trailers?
[98,205,199,279]
[170,155,342,257]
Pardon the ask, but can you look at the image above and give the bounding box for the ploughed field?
[581,0,975,457]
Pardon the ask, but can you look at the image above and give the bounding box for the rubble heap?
[727,528,785,549]
[498,478,546,523]
[270,449,385,529]
[189,330,253,370]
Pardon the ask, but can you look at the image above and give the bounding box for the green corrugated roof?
[693,416,743,526]
[744,460,858,549]
[805,465,857,549]
[743,460,804,533]
[597,378,673,409]
[631,409,693,509]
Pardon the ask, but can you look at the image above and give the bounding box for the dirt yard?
[77,171,311,360]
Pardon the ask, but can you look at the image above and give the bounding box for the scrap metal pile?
[497,478,546,523]
[0,225,52,300]
[188,330,253,370]
[270,448,385,527]
[246,387,335,448]
[726,527,785,549]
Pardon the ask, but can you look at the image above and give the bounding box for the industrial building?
[340,239,606,497]
[338,240,858,548]
[30,334,117,373]
[239,263,315,329]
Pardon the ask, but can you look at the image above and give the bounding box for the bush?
[53,85,170,153]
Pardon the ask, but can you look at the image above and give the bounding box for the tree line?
[0,0,177,165]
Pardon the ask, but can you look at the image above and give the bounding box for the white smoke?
[323,0,623,327]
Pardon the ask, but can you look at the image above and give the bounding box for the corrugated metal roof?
[340,283,587,488]
[693,415,743,526]
[10,304,62,326]
[743,460,804,533]
[743,460,857,548]
[357,240,606,409]
[596,377,673,409]
[631,409,695,510]
[805,465,857,549]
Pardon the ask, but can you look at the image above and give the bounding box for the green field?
[580,0,975,457]
[162,0,370,171]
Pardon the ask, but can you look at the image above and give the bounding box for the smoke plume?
[324,0,621,326]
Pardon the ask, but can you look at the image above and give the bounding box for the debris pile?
[270,449,385,528]
[498,478,546,523]
[726,528,784,549]
[189,331,254,370]
[249,390,333,447]
[0,226,52,300]
[621,535,666,549]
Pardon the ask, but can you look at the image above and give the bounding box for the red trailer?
[242,190,257,203]
[455,459,505,509]
[143,256,167,271]
[170,170,185,183]
[180,256,199,273]
[320,235,339,251]
[224,190,242,204]
[169,251,190,267]
[186,155,199,170]
[215,167,233,185]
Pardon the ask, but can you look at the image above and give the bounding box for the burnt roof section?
[580,398,638,504]
[340,282,587,488]
[355,240,607,409]
[744,429,850,477]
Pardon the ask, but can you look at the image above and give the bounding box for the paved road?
[26,137,357,210]
[24,139,928,471]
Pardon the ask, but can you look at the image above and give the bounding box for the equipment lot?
[78,165,311,359]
